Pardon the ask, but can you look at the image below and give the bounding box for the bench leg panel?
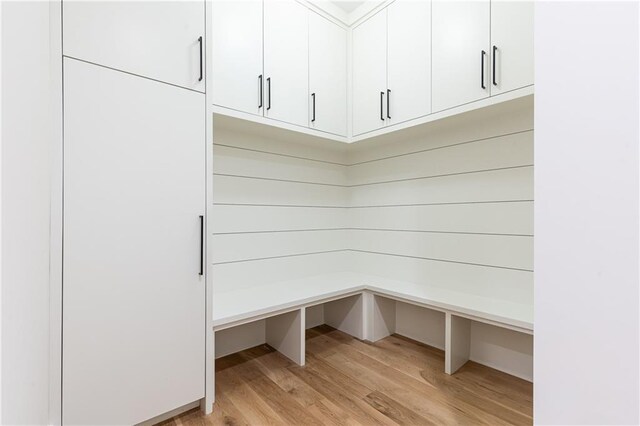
[266,308,305,366]
[364,293,396,342]
[324,294,364,339]
[445,313,471,375]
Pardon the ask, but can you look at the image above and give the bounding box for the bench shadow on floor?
[161,325,533,426]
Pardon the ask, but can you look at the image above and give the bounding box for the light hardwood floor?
[163,325,533,425]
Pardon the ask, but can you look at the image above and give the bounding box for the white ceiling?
[330,1,367,13]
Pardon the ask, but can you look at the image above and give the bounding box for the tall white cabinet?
[62,2,207,424]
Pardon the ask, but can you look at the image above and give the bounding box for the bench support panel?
[324,294,364,340]
[364,293,396,342]
[266,309,305,366]
[445,313,471,374]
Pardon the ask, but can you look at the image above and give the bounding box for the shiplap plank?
[211,205,346,233]
[212,251,351,293]
[348,230,533,271]
[348,131,533,186]
[348,202,533,235]
[347,251,532,305]
[348,96,533,164]
[213,145,347,186]
[212,230,347,264]
[213,175,349,207]
[349,167,533,207]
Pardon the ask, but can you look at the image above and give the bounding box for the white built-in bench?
[213,272,533,378]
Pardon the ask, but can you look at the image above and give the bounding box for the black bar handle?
[387,89,391,119]
[199,215,204,276]
[492,45,498,86]
[311,93,316,122]
[380,91,385,121]
[267,77,271,110]
[481,50,486,90]
[258,75,263,108]
[198,36,203,82]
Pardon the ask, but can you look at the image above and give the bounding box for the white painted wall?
[534,2,640,424]
[1,1,52,424]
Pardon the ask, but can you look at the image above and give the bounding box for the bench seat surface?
[213,272,533,332]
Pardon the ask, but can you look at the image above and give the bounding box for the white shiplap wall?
[212,97,534,310]
[211,115,350,294]
[347,96,534,307]
[212,97,534,379]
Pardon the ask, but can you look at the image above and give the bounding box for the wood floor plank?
[301,352,373,398]
[211,392,251,426]
[215,369,286,425]
[363,390,435,426]
[305,330,345,359]
[421,364,533,419]
[305,397,360,426]
[457,361,533,402]
[324,333,527,425]
[326,331,441,389]
[325,331,531,423]
[329,330,531,422]
[169,326,533,426]
[251,352,324,408]
[288,360,397,425]
[246,374,324,426]
[323,349,488,425]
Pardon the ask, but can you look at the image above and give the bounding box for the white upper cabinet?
[387,0,431,125]
[264,0,309,127]
[309,13,348,136]
[63,1,205,92]
[212,0,263,115]
[352,10,388,136]
[209,0,533,142]
[490,1,534,95]
[432,0,490,112]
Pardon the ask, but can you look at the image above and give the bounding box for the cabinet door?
[264,0,309,127]
[63,1,205,92]
[387,0,431,125]
[491,1,534,95]
[63,58,205,425]
[212,0,264,115]
[309,13,347,136]
[432,0,490,112]
[352,10,387,136]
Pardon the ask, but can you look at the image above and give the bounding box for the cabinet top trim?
[301,0,392,27]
